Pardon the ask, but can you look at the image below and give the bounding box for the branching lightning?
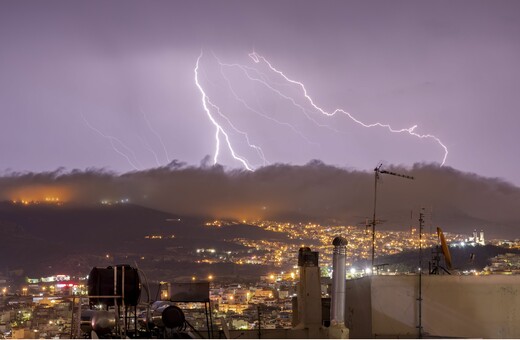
[217,58,339,133]
[87,50,449,173]
[83,108,173,170]
[212,52,316,147]
[195,52,254,171]
[139,135,162,167]
[81,114,142,170]
[195,51,449,170]
[248,52,449,166]
[141,108,171,164]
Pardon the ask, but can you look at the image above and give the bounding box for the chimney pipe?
[331,236,347,325]
[293,247,322,335]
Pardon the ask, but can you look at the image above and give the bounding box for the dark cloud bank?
[1,161,519,238]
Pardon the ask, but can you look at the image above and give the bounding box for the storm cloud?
[1,161,519,238]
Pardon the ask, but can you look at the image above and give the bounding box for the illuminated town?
[201,220,467,272]
[3,214,520,338]
[10,197,63,206]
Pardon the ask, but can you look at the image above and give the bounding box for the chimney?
[331,237,347,325]
[293,247,322,335]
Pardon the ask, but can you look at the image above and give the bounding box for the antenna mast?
[417,208,425,338]
[371,164,414,272]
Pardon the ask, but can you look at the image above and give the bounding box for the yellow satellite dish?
[437,227,452,269]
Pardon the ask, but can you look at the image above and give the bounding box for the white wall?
[346,275,520,338]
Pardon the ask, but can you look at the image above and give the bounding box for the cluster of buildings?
[197,220,467,271]
[4,217,520,338]
[484,253,520,274]
[0,293,74,338]
[99,198,130,205]
[458,229,486,246]
[0,274,300,337]
[2,246,520,338]
[489,238,520,248]
[208,278,297,330]
[9,197,62,206]
[0,274,89,338]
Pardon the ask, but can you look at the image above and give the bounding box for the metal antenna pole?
[371,164,414,273]
[371,164,382,271]
[417,208,424,338]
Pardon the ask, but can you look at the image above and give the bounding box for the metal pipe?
[331,236,347,325]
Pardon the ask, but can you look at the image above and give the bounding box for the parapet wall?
[346,275,520,338]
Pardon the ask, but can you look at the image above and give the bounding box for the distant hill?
[0,202,289,280]
[1,200,516,282]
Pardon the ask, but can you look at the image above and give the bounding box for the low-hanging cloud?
[1,161,519,238]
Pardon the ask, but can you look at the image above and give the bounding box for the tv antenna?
[371,163,414,272]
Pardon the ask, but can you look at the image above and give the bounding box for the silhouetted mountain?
[0,199,516,282]
[0,202,289,280]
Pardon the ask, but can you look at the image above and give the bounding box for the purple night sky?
[1,1,519,185]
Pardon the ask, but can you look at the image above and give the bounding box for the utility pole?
[417,208,425,338]
[371,164,414,271]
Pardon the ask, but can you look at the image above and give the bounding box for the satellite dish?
[437,227,452,269]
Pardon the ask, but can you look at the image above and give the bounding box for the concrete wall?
[345,275,520,338]
[344,276,372,338]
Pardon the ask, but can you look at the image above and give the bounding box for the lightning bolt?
[194,51,254,171]
[249,52,449,166]
[212,52,319,146]
[81,114,142,170]
[195,51,449,171]
[209,101,269,167]
[217,58,339,133]
[138,135,162,167]
[140,108,171,164]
